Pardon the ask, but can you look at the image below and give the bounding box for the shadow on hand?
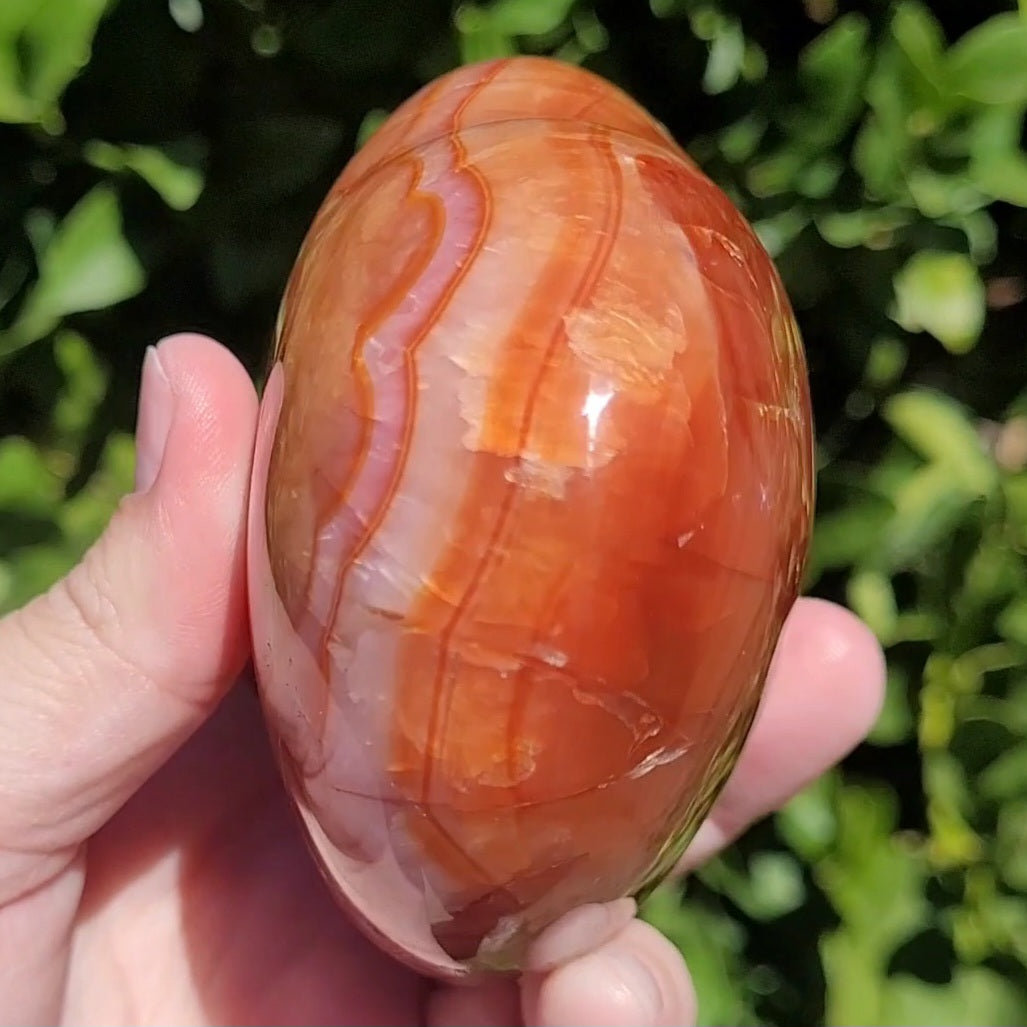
[78,682,424,1026]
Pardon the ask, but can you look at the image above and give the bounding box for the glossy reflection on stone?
[247,55,814,980]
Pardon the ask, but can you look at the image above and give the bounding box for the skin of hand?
[0,333,886,1027]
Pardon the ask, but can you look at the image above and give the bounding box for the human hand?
[0,333,885,1026]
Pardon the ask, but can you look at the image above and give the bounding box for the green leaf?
[883,463,980,569]
[883,968,1027,1026]
[1,186,145,357]
[168,0,203,33]
[59,431,134,550]
[809,493,895,577]
[853,116,906,201]
[958,118,1024,244]
[0,547,70,614]
[83,141,205,211]
[920,656,959,749]
[819,785,929,1024]
[786,13,870,148]
[0,0,112,124]
[51,329,107,444]
[947,13,1027,105]
[848,568,899,643]
[857,16,945,203]
[998,596,1027,646]
[963,539,1026,607]
[968,104,1027,162]
[891,1,946,92]
[970,150,1027,208]
[815,207,910,249]
[456,0,576,37]
[718,114,767,164]
[974,687,1027,744]
[883,390,998,495]
[699,851,806,921]
[955,209,1000,265]
[0,0,38,121]
[746,851,806,917]
[870,665,916,745]
[0,430,134,616]
[777,773,839,862]
[454,0,578,60]
[979,741,1027,801]
[906,168,986,220]
[702,17,745,96]
[0,0,37,33]
[0,436,60,514]
[796,155,843,199]
[752,207,808,256]
[22,0,111,113]
[356,108,390,149]
[457,23,516,63]
[864,335,909,389]
[996,799,1027,891]
[924,749,983,868]
[892,250,987,353]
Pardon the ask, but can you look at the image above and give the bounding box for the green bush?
[1,1,1025,1023]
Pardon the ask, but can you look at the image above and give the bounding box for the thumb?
[0,333,258,877]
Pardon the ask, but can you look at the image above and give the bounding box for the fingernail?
[134,344,176,493]
[527,898,638,971]
[599,952,664,1025]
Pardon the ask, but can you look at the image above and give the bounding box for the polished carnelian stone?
[247,56,813,979]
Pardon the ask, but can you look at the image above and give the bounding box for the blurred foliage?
[1,0,1026,1023]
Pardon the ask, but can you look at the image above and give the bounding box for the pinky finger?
[522,919,697,1027]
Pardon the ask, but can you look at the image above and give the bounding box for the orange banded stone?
[247,55,814,980]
